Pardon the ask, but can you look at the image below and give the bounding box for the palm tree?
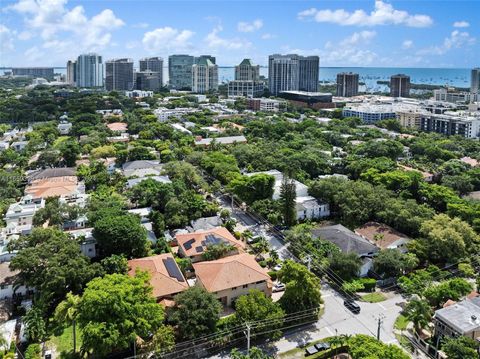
[54,292,81,353]
[404,298,432,334]
[24,307,46,343]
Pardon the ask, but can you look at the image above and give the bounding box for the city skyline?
[1,0,479,68]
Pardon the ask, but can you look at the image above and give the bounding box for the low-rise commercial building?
[279,91,334,109]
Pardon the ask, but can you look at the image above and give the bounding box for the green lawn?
[394,314,409,330]
[361,292,387,303]
[47,325,83,356]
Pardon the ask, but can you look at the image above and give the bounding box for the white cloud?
[237,19,263,32]
[453,21,470,28]
[298,1,433,28]
[142,27,194,52]
[7,0,124,58]
[205,25,252,50]
[286,30,379,66]
[402,40,414,49]
[0,25,15,52]
[133,22,149,29]
[18,30,32,40]
[417,30,476,55]
[261,33,276,40]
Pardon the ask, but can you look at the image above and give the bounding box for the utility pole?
[375,314,385,341]
[305,255,312,271]
[244,322,251,354]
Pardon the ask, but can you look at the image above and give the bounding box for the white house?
[246,170,330,221]
[4,195,45,231]
[57,121,72,135]
[0,262,29,300]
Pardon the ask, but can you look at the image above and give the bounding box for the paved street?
[211,192,407,357]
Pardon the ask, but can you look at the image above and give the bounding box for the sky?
[0,0,479,68]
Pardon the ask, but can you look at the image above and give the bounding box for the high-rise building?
[471,68,480,95]
[76,53,103,88]
[135,71,162,91]
[11,67,55,79]
[235,59,259,81]
[105,58,134,91]
[139,57,163,73]
[66,60,76,85]
[195,55,216,65]
[390,74,410,98]
[228,59,264,98]
[192,57,218,94]
[336,72,359,97]
[168,55,195,90]
[298,56,319,92]
[268,54,319,96]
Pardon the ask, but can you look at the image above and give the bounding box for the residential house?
[187,216,223,232]
[246,170,330,221]
[194,135,247,147]
[176,227,245,263]
[433,297,480,341]
[122,160,164,178]
[355,222,411,253]
[399,165,434,182]
[27,167,76,182]
[106,122,128,132]
[0,141,10,151]
[4,195,45,232]
[25,176,85,199]
[66,228,97,258]
[193,253,272,307]
[11,141,28,151]
[0,262,29,300]
[312,224,379,276]
[128,253,189,302]
[57,121,72,135]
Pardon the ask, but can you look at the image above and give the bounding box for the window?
[231,287,237,291]
[242,284,248,289]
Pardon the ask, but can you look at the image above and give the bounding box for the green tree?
[93,213,149,258]
[415,214,480,264]
[279,175,296,227]
[24,307,47,343]
[423,278,473,308]
[278,261,322,314]
[234,290,285,339]
[373,249,418,278]
[100,254,129,274]
[348,334,410,359]
[329,252,362,281]
[59,138,81,167]
[442,336,479,359]
[170,287,222,340]
[202,243,236,261]
[9,228,98,312]
[230,347,273,359]
[77,273,165,356]
[404,299,432,333]
[24,344,42,359]
[54,292,81,353]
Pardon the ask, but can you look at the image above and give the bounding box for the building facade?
[268,54,319,95]
[420,112,480,138]
[390,74,410,98]
[135,71,162,91]
[192,58,218,94]
[139,57,163,73]
[336,72,359,97]
[471,68,480,96]
[434,88,477,104]
[76,53,104,88]
[66,60,76,85]
[105,58,134,91]
[235,58,259,81]
[168,55,194,90]
[228,59,264,98]
[11,67,54,79]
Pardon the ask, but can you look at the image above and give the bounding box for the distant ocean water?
[2,66,472,90]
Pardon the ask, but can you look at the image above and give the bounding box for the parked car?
[247,235,262,244]
[305,346,318,356]
[273,283,286,292]
[344,299,361,314]
[273,263,282,271]
[314,342,331,351]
